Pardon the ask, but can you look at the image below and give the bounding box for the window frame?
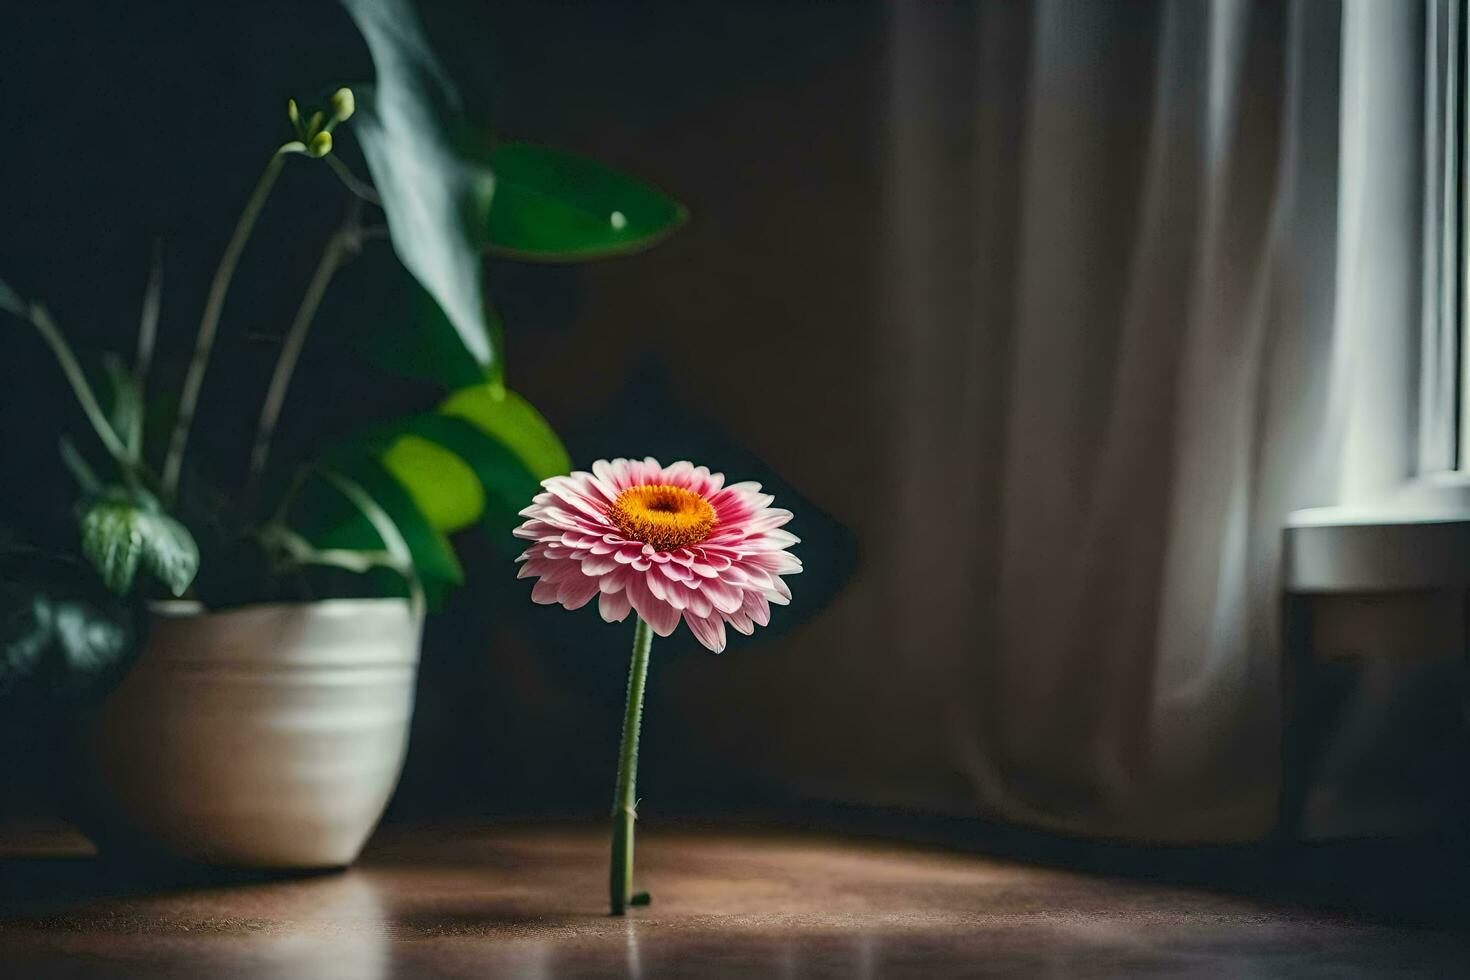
[1422,0,1466,474]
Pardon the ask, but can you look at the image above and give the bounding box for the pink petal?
[626,574,680,637]
[513,523,547,541]
[661,460,694,487]
[682,584,713,619]
[599,567,631,594]
[659,562,693,582]
[645,571,668,601]
[579,553,620,576]
[652,573,687,610]
[558,574,600,610]
[700,577,744,614]
[743,591,771,627]
[685,613,727,653]
[599,589,631,623]
[744,510,794,532]
[724,608,755,636]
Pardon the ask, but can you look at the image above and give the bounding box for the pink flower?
[514,458,801,652]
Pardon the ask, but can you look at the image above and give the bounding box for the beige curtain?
[656,0,1419,844]
[858,0,1415,842]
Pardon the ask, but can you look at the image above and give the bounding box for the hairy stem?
[244,218,359,509]
[610,616,653,915]
[162,145,296,501]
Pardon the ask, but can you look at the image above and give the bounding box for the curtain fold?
[874,0,1416,841]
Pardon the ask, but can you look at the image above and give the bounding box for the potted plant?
[0,0,685,868]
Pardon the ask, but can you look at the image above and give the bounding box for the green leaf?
[329,246,490,389]
[317,468,426,618]
[330,384,564,540]
[484,142,688,262]
[381,432,484,532]
[79,497,200,597]
[339,0,498,377]
[382,413,544,538]
[439,383,571,481]
[291,457,463,587]
[0,562,139,700]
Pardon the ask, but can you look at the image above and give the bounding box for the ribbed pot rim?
[146,596,415,622]
[140,597,422,669]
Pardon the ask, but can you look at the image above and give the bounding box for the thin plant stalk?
[27,304,130,464]
[162,144,299,500]
[325,154,381,205]
[610,616,653,916]
[20,303,161,497]
[244,217,359,508]
[134,237,164,388]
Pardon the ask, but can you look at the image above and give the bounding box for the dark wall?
[0,2,879,821]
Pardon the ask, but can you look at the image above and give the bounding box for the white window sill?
[1285,475,1470,592]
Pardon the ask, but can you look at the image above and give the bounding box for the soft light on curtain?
[863,0,1418,842]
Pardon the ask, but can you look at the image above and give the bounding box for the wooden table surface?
[1,823,1467,978]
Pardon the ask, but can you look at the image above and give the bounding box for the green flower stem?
[244,216,359,509]
[162,145,298,501]
[610,615,653,916]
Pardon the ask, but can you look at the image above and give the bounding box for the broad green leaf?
[339,0,498,377]
[484,142,688,262]
[79,497,199,597]
[440,383,570,481]
[1,562,139,699]
[382,414,544,539]
[382,434,484,532]
[329,246,490,389]
[291,457,463,586]
[79,501,144,593]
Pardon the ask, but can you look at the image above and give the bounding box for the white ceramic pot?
[82,599,421,869]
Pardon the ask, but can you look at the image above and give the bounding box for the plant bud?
[330,87,355,123]
[308,131,333,158]
[287,98,300,129]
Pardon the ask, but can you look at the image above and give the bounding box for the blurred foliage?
[0,550,141,702]
[340,0,500,378]
[485,142,688,261]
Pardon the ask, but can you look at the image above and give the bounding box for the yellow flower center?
[607,484,716,552]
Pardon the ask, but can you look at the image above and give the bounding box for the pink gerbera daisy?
[514,457,801,653]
